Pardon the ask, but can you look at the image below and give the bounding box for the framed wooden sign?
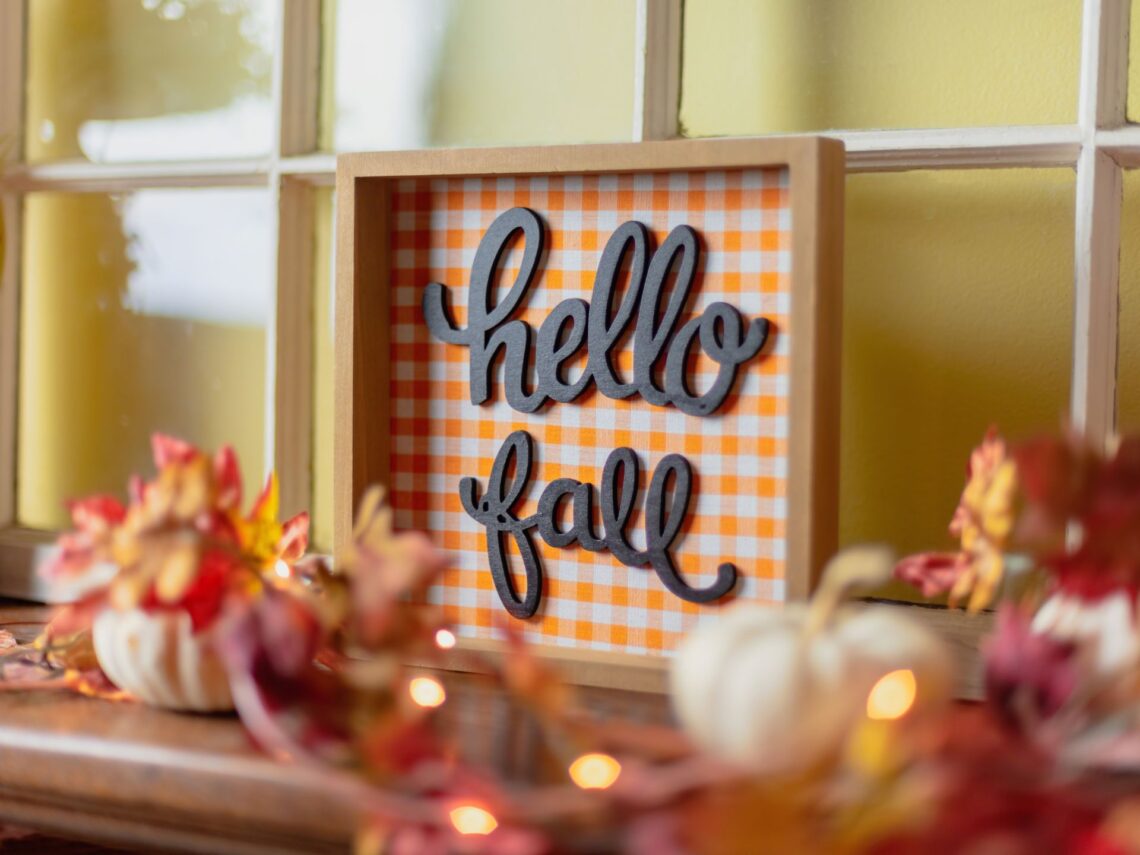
[335,138,844,690]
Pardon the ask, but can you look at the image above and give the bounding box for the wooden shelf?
[0,690,358,854]
[0,601,984,853]
[0,607,672,854]
[0,607,354,853]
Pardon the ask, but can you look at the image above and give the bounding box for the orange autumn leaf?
[40,435,309,636]
[894,429,1018,612]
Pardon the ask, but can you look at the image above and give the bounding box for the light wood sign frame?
[335,138,844,690]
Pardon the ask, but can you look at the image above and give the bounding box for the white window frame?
[0,0,1130,610]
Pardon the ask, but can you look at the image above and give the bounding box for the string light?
[569,753,622,789]
[273,560,291,579]
[435,628,457,650]
[449,805,498,835]
[408,676,446,708]
[866,669,917,720]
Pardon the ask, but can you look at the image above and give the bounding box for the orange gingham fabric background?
[389,168,791,656]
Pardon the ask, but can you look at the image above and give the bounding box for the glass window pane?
[312,188,335,552]
[841,170,1074,597]
[321,0,636,151]
[1117,171,1140,428]
[25,0,278,163]
[681,0,1080,136]
[18,188,273,530]
[1129,2,1140,121]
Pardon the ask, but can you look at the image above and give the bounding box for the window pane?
[841,170,1074,596]
[1117,171,1140,428]
[19,189,272,530]
[25,0,278,163]
[312,188,335,552]
[1129,2,1140,122]
[681,0,1080,135]
[321,0,636,151]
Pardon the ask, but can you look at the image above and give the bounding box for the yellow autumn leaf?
[155,537,200,603]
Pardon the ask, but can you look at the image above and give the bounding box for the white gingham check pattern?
[389,168,792,655]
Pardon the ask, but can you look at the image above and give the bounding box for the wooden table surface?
[0,602,985,853]
[0,606,671,854]
[0,605,354,853]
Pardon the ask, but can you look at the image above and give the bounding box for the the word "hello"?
[423,207,770,417]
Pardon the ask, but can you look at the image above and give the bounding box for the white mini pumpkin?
[1032,590,1140,680]
[671,547,954,775]
[93,608,233,712]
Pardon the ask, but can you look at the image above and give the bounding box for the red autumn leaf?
[128,473,146,506]
[983,603,1080,727]
[894,552,970,598]
[42,593,109,641]
[141,548,246,633]
[277,512,310,564]
[868,707,1119,855]
[1015,433,1140,600]
[151,433,200,468]
[212,445,242,511]
[68,495,127,528]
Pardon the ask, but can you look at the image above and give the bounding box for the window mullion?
[0,195,20,531]
[633,0,681,141]
[1079,0,1130,130]
[1072,0,1129,446]
[276,0,322,158]
[277,152,337,183]
[7,159,270,193]
[842,125,1083,171]
[1072,148,1123,446]
[268,0,321,518]
[0,0,25,531]
[273,179,316,521]
[0,0,24,157]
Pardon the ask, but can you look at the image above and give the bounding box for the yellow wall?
[19,193,267,530]
[18,2,273,528]
[25,0,273,162]
[321,0,636,150]
[681,0,1080,134]
[841,171,1074,595]
[425,0,635,146]
[1117,172,1140,430]
[1129,1,1140,121]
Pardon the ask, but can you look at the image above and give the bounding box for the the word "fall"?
[461,430,737,619]
[423,206,770,417]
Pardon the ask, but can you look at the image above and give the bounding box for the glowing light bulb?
[409,676,446,709]
[569,753,622,790]
[866,669,917,720]
[274,560,291,579]
[435,628,457,650]
[449,805,497,836]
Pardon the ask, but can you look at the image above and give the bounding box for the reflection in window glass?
[25,0,277,163]
[19,189,272,530]
[841,170,1074,596]
[312,189,335,551]
[681,0,1080,135]
[321,0,636,151]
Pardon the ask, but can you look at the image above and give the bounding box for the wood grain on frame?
[335,138,845,689]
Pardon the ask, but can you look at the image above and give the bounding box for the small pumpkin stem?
[802,545,896,637]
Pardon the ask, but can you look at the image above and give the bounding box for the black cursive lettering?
[461,430,738,617]
[424,207,770,417]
